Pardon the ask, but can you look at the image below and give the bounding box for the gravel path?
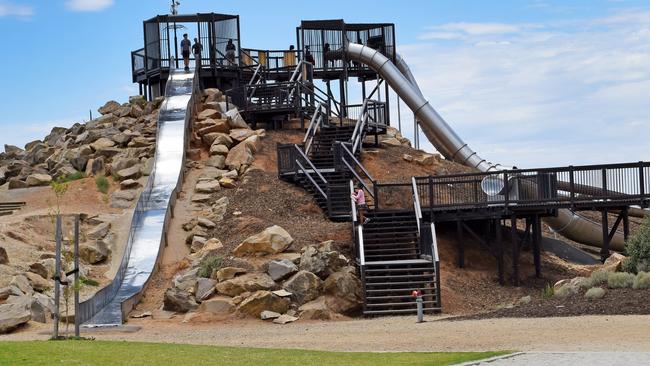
[4,315,650,353]
[465,352,650,366]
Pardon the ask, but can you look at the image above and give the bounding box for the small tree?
[50,176,70,216]
[623,215,650,274]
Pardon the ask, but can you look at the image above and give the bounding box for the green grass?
[0,341,508,366]
[95,176,109,194]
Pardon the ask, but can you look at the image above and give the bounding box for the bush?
[622,216,650,274]
[95,176,109,194]
[554,284,577,298]
[589,269,610,286]
[607,272,635,289]
[584,287,606,300]
[633,271,650,290]
[58,171,85,183]
[197,256,222,278]
[541,283,554,299]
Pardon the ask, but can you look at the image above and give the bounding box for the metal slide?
[335,42,625,249]
[80,69,198,326]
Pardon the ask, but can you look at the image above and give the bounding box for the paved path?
[466,352,650,366]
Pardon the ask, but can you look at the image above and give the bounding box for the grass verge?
[0,341,508,366]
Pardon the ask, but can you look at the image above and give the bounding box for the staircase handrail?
[412,177,423,235]
[293,144,328,199]
[337,142,375,199]
[303,103,326,154]
[429,222,441,308]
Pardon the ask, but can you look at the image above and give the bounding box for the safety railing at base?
[303,103,328,155]
[77,68,201,325]
[418,222,441,308]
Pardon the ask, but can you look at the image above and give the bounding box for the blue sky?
[1,0,649,167]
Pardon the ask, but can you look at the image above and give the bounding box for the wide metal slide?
[79,69,198,326]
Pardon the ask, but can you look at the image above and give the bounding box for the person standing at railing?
[323,43,331,70]
[180,34,191,72]
[226,39,237,66]
[304,45,315,82]
[192,38,203,68]
[352,183,370,225]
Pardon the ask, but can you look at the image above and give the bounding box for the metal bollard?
[412,290,424,323]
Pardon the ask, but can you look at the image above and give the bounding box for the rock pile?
[164,223,363,323]
[0,95,163,196]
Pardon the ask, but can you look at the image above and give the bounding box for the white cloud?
[65,0,114,12]
[394,9,650,168]
[0,1,34,18]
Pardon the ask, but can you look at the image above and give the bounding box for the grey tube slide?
[338,42,625,250]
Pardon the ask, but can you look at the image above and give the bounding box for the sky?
[0,0,649,168]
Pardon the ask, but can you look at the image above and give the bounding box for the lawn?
[0,341,507,366]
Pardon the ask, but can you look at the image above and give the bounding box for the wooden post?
[511,216,520,286]
[623,208,630,242]
[74,215,80,338]
[53,215,62,339]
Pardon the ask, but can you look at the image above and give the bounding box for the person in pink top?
[352,183,370,225]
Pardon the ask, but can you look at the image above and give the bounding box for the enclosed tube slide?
[334,42,625,249]
[82,70,197,326]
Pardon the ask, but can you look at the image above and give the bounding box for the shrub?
[95,176,109,194]
[589,269,610,286]
[80,276,99,287]
[584,287,606,300]
[197,256,222,278]
[541,283,554,299]
[633,271,650,290]
[622,216,650,274]
[554,284,577,298]
[607,272,635,289]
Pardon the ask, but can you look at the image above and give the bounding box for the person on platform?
[192,38,203,67]
[225,39,237,66]
[180,33,191,71]
[304,45,315,81]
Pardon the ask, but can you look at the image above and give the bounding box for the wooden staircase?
[358,211,441,316]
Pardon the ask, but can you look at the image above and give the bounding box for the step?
[363,308,441,315]
[365,301,439,308]
[364,274,435,280]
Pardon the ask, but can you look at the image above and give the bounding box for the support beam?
[495,219,505,285]
[601,209,610,262]
[623,208,630,242]
[456,221,465,268]
[511,216,520,286]
[532,215,542,278]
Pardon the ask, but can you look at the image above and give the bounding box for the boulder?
[260,310,281,320]
[87,222,111,240]
[128,137,151,148]
[233,225,294,257]
[98,100,121,115]
[10,275,33,296]
[322,267,363,314]
[603,253,626,272]
[197,217,216,229]
[195,278,216,302]
[38,259,55,279]
[273,314,298,324]
[197,296,235,315]
[206,133,234,148]
[224,143,254,171]
[191,194,212,204]
[267,259,298,281]
[24,272,50,293]
[90,138,116,151]
[173,269,199,292]
[300,245,349,279]
[109,158,139,175]
[299,297,337,320]
[86,157,106,176]
[163,287,198,313]
[210,144,229,156]
[26,174,52,187]
[226,108,249,129]
[283,270,322,305]
[218,177,236,189]
[206,155,226,169]
[114,165,142,181]
[193,239,224,261]
[79,241,109,264]
[244,135,260,153]
[110,190,137,209]
[129,95,147,108]
[195,181,221,194]
[215,273,276,297]
[190,236,207,253]
[0,247,7,265]
[381,137,402,147]
[229,129,256,143]
[198,109,220,121]
[4,144,24,156]
[197,120,229,136]
[7,178,28,190]
[120,179,140,190]
[215,267,247,282]
[0,297,31,334]
[28,262,48,279]
[31,293,54,323]
[237,291,289,318]
[415,154,439,166]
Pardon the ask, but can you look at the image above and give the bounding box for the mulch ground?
[449,288,650,320]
